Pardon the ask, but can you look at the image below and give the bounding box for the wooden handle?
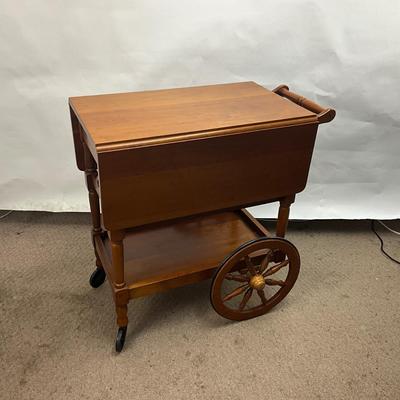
[273,84,336,124]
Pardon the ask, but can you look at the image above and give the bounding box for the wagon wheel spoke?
[222,284,248,302]
[239,288,253,311]
[263,260,289,277]
[257,289,268,305]
[244,256,257,276]
[265,278,287,287]
[259,250,273,274]
[225,273,249,283]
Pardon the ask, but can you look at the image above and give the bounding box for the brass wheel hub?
[249,274,266,290]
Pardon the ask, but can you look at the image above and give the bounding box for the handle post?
[273,84,336,124]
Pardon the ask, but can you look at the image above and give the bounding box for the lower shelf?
[95,210,269,298]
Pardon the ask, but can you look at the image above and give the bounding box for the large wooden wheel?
[210,237,300,321]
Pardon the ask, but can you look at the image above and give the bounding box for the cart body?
[69,81,335,351]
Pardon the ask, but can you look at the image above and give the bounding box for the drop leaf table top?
[69,81,317,153]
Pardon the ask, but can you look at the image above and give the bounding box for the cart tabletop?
[69,81,317,151]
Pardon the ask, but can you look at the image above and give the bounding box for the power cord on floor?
[371,220,400,265]
[375,219,400,236]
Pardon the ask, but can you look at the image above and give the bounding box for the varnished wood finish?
[69,81,336,350]
[70,82,324,231]
[211,237,300,321]
[240,209,270,237]
[273,85,336,124]
[109,230,126,289]
[97,124,317,230]
[96,211,263,299]
[82,141,103,269]
[69,82,317,151]
[69,105,85,171]
[115,305,128,328]
[276,195,295,237]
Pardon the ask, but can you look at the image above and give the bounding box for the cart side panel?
[98,124,318,230]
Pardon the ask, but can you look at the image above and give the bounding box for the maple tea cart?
[69,82,335,352]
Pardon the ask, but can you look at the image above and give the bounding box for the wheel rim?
[210,237,300,321]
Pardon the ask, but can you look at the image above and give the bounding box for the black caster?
[115,326,127,352]
[89,267,106,288]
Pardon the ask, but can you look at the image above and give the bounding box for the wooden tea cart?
[69,82,335,351]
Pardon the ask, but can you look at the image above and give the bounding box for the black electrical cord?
[371,220,400,265]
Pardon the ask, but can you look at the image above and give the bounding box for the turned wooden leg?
[82,142,107,288]
[116,304,128,327]
[109,230,126,291]
[109,230,129,352]
[83,142,103,267]
[276,194,295,238]
[274,195,295,262]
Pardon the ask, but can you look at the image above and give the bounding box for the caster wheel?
[89,267,106,288]
[211,237,300,321]
[115,326,127,352]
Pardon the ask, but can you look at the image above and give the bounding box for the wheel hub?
[249,274,266,290]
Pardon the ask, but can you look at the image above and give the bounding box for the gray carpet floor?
[1,211,400,400]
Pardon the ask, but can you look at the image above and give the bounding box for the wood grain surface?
[69,81,335,349]
[98,211,262,298]
[69,81,317,151]
[98,124,317,230]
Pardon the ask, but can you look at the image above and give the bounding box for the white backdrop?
[1,0,399,219]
